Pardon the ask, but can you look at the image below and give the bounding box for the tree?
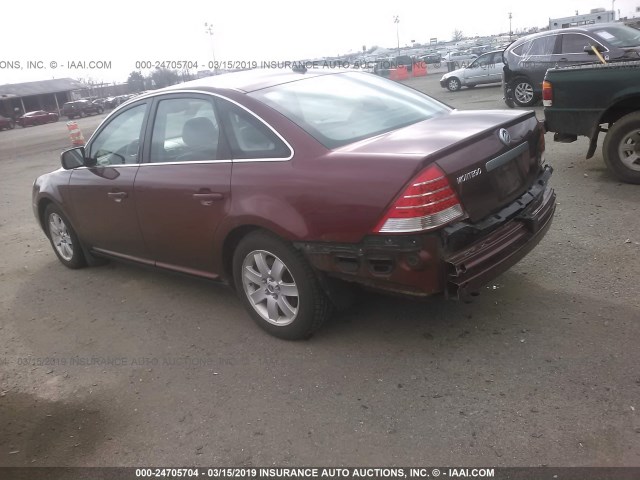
[150,68,179,89]
[127,71,146,92]
[452,29,464,42]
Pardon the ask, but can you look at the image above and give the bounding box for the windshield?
[250,72,451,149]
[594,25,640,48]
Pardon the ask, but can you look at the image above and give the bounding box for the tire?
[511,77,537,107]
[98,107,104,114]
[447,77,461,92]
[232,231,332,340]
[602,112,640,184]
[80,111,86,118]
[8,121,15,130]
[44,204,86,269]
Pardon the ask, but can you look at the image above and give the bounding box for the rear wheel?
[44,204,86,268]
[603,112,640,184]
[232,231,332,340]
[511,77,536,107]
[447,77,461,91]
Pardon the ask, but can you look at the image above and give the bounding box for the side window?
[89,103,147,165]
[217,99,291,160]
[524,35,557,56]
[150,97,220,163]
[561,34,593,54]
[473,54,491,68]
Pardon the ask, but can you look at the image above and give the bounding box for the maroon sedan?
[32,69,555,339]
[17,110,59,127]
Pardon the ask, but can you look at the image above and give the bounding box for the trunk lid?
[338,109,544,223]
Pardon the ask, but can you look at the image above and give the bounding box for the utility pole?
[612,0,616,20]
[394,16,400,57]
[204,22,217,74]
[508,12,512,41]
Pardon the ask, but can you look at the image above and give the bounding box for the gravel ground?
[0,75,638,468]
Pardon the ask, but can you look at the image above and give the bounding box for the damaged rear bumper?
[300,166,555,299]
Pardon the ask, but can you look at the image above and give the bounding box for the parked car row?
[438,23,640,106]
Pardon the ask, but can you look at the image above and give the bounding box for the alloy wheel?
[241,250,299,326]
[514,82,534,105]
[48,213,74,261]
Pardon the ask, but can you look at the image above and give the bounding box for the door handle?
[107,191,128,203]
[192,192,224,206]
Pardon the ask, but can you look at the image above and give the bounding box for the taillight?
[542,80,552,106]
[375,164,466,233]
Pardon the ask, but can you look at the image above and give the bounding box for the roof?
[509,22,630,45]
[163,68,340,93]
[0,78,86,97]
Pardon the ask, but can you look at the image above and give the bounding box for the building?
[0,78,86,118]
[549,8,616,30]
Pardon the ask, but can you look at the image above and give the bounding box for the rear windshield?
[250,72,451,149]
[593,25,640,48]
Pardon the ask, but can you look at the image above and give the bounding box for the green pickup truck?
[543,60,640,184]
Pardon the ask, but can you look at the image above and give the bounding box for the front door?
[68,102,149,259]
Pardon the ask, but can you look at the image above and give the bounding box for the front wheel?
[511,78,536,107]
[233,231,332,340]
[44,204,86,268]
[603,112,640,184]
[446,77,461,91]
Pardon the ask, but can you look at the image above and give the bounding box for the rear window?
[250,72,451,149]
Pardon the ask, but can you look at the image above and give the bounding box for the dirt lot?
[0,75,639,468]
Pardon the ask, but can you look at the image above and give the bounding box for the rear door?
[133,94,232,277]
[556,33,602,65]
[518,34,560,88]
[486,52,505,83]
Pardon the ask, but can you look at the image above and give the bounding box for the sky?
[1,0,639,85]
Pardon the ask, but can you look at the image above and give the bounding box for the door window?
[150,97,221,163]
[89,103,147,165]
[217,99,291,159]
[561,34,596,54]
[523,35,557,56]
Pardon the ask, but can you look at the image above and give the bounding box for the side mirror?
[584,44,605,54]
[61,146,95,169]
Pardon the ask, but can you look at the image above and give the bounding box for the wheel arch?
[220,224,264,287]
[587,96,640,158]
[599,95,640,127]
[37,197,55,235]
